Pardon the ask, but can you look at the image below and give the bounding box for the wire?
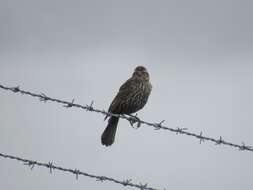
[0,152,158,190]
[0,83,252,152]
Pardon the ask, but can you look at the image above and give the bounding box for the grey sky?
[1,1,253,190]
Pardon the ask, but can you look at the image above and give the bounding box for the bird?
[101,66,152,146]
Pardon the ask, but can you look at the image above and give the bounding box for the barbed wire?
[0,152,159,190]
[0,83,253,152]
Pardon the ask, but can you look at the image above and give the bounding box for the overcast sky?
[1,1,253,190]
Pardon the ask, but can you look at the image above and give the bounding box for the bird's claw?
[127,114,141,129]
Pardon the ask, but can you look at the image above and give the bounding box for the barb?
[0,152,159,190]
[0,83,253,152]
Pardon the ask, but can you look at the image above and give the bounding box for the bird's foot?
[126,113,141,129]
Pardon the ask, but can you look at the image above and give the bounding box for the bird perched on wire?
[101,66,152,146]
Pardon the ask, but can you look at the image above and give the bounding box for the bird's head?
[132,66,150,81]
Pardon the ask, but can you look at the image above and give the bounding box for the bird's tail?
[101,116,119,146]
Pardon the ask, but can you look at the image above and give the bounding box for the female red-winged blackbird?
[101,66,152,146]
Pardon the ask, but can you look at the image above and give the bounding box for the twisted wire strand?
[0,152,158,190]
[0,83,252,152]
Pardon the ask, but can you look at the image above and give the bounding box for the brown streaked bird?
[101,66,152,146]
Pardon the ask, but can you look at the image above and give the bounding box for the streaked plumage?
[101,66,152,146]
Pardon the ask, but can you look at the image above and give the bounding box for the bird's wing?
[105,78,136,120]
